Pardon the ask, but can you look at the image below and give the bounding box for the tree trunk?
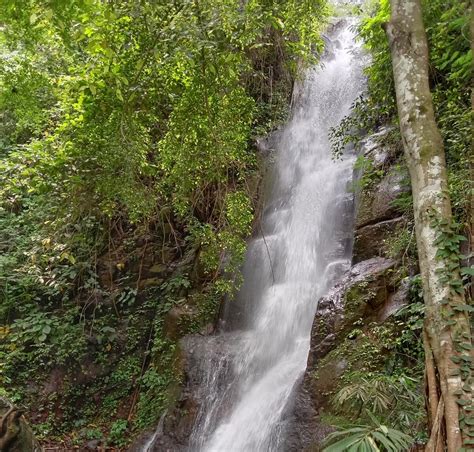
[385,1,472,450]
[0,398,41,452]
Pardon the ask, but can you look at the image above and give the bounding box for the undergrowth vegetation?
[0,0,327,447]
[319,283,427,447]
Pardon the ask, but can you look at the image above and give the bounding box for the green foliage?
[0,0,328,314]
[392,299,424,361]
[385,223,416,268]
[0,1,329,445]
[320,271,426,442]
[0,0,327,224]
[329,0,393,157]
[431,216,468,296]
[343,0,470,224]
[333,373,423,433]
[352,155,384,190]
[323,411,413,452]
[430,214,474,444]
[358,0,393,121]
[425,0,472,223]
[109,419,128,446]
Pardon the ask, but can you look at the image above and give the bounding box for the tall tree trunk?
[385,1,472,450]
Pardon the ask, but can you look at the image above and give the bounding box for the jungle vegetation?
[0,0,327,448]
[0,0,472,450]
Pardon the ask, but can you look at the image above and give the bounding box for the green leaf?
[461,266,474,276]
[42,325,51,335]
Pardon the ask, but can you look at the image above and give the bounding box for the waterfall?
[185,19,367,451]
[130,16,369,452]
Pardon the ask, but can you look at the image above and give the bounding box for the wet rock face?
[352,128,411,263]
[130,334,236,452]
[307,257,396,368]
[285,257,402,449]
[282,381,335,452]
[353,216,405,262]
[359,126,395,170]
[355,168,410,230]
[378,277,410,322]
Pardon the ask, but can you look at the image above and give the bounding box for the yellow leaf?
[0,326,10,338]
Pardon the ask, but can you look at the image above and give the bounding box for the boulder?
[356,168,410,229]
[353,216,405,263]
[308,257,396,367]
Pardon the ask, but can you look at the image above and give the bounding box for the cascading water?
[141,14,367,452]
[185,19,367,452]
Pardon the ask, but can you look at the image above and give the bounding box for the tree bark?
[0,398,40,452]
[385,1,472,450]
[423,329,439,430]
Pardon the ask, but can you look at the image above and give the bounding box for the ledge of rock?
[356,168,410,230]
[353,216,405,263]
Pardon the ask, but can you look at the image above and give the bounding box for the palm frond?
[323,417,413,452]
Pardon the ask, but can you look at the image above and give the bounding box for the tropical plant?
[333,372,423,434]
[323,412,413,452]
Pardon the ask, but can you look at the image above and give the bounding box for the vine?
[430,212,474,449]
